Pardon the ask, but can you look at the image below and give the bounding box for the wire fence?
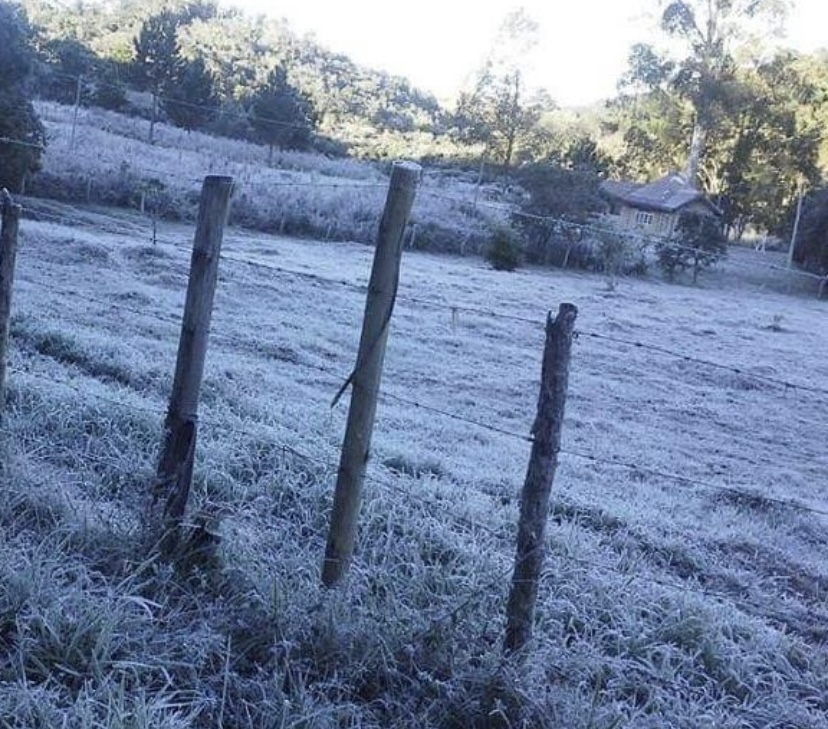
[11,233,827,529]
[7,357,826,693]
[3,169,827,719]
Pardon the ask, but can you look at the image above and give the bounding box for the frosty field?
[0,195,826,728]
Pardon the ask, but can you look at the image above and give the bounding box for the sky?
[222,0,826,107]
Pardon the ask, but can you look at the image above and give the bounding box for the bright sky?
[222,0,826,107]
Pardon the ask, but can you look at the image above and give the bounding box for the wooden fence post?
[322,161,421,587]
[0,192,21,418]
[152,175,234,555]
[504,302,578,655]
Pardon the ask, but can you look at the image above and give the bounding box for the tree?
[452,8,546,170]
[713,52,822,238]
[623,0,790,186]
[35,37,96,104]
[788,187,828,274]
[161,56,217,131]
[0,0,44,192]
[91,61,129,111]
[0,93,45,191]
[132,10,182,93]
[0,0,34,90]
[612,48,693,181]
[655,211,727,282]
[132,10,183,141]
[248,65,317,159]
[511,163,608,266]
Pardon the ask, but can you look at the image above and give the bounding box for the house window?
[635,211,654,227]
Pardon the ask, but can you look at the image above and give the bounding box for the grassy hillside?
[29,100,504,257]
[0,167,826,727]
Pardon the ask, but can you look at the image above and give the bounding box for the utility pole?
[788,186,805,269]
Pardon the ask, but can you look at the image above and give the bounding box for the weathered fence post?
[504,303,578,655]
[152,175,234,555]
[0,191,21,418]
[322,161,421,587]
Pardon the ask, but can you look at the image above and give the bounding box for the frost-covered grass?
[31,101,503,255]
[0,201,826,728]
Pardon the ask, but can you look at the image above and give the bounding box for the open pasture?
[0,198,826,728]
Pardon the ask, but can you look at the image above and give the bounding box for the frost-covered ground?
[0,197,826,728]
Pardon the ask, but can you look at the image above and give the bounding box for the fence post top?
[202,175,235,188]
[551,303,578,324]
[391,161,422,180]
[392,160,421,172]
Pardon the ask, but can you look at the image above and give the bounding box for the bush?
[594,229,649,278]
[485,226,522,271]
[0,91,45,191]
[791,187,828,274]
[91,66,129,112]
[656,212,727,283]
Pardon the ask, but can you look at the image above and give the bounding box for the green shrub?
[485,226,523,271]
[656,212,727,283]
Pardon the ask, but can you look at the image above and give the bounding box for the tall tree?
[132,10,182,94]
[161,55,217,131]
[0,0,34,89]
[248,65,317,160]
[625,0,790,185]
[36,37,96,104]
[713,52,822,237]
[789,187,828,274]
[0,0,45,192]
[132,10,183,141]
[452,8,546,170]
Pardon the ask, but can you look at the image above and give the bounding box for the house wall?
[618,205,678,237]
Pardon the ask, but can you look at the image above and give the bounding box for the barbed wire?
[560,446,828,518]
[9,361,827,657]
[13,270,821,484]
[16,278,185,328]
[13,269,824,517]
[0,136,46,151]
[217,249,368,293]
[577,330,828,398]
[12,326,827,526]
[17,205,828,416]
[378,390,533,444]
[20,207,158,238]
[16,204,828,406]
[419,188,828,284]
[10,366,166,417]
[12,188,828,523]
[238,180,387,190]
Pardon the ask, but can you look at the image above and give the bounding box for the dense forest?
[3,0,828,270]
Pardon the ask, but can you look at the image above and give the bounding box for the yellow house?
[600,173,722,238]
